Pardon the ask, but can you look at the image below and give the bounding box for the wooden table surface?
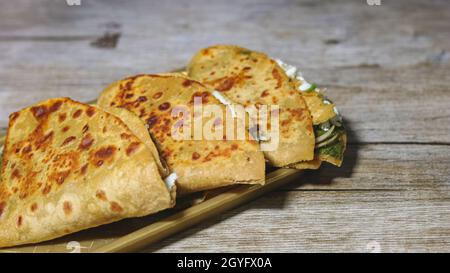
[1,0,449,252]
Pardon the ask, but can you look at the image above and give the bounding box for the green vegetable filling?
[305,83,317,92]
[314,124,345,160]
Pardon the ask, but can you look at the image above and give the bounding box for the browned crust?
[187,45,315,166]
[0,98,173,248]
[98,74,266,193]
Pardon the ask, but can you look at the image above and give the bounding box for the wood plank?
[0,0,449,143]
[144,189,450,252]
[142,143,450,252]
[307,66,450,143]
[2,0,449,66]
[1,65,449,143]
[283,143,450,191]
[1,0,449,253]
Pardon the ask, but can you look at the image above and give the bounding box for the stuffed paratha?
[274,59,347,167]
[98,75,265,193]
[188,45,346,168]
[187,45,315,167]
[0,98,174,248]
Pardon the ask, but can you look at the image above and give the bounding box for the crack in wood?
[348,141,450,146]
[278,188,404,192]
[90,32,121,49]
[0,35,96,42]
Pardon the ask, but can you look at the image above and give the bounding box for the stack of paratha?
[98,74,265,194]
[0,45,346,248]
[187,45,346,169]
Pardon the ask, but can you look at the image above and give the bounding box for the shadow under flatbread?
[141,171,303,252]
[31,183,293,252]
[142,189,292,253]
[141,172,305,252]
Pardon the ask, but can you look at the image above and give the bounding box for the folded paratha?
[0,98,174,248]
[98,75,265,194]
[274,59,347,167]
[187,45,315,167]
[103,106,170,177]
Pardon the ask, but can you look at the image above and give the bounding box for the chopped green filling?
[317,137,344,160]
[314,124,329,137]
[304,83,317,93]
[314,123,345,161]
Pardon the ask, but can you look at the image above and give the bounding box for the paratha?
[187,45,315,167]
[98,74,265,194]
[0,98,174,248]
[102,106,170,177]
[274,59,347,167]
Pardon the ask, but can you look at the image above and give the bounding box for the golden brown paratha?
[0,98,174,248]
[275,59,347,167]
[187,45,315,167]
[102,106,170,177]
[98,75,265,193]
[296,91,346,167]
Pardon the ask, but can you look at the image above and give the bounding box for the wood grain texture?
[146,144,450,253]
[0,0,449,252]
[147,189,450,253]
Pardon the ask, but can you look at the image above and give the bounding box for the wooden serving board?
[0,121,303,253]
